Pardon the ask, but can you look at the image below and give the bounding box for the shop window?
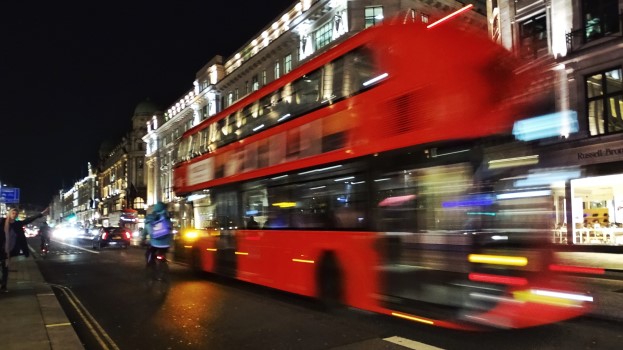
[586,68,623,136]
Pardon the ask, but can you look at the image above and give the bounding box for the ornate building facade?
[489,0,623,243]
[98,100,160,226]
[58,163,98,227]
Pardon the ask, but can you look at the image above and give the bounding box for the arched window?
[133,197,146,210]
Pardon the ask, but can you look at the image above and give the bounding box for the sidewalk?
[0,255,83,350]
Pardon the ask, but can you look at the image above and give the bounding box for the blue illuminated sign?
[513,110,578,141]
[0,187,20,204]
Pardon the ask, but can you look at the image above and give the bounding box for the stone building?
[58,163,98,228]
[98,100,161,226]
[490,0,623,244]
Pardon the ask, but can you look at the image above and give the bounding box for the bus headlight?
[183,231,199,241]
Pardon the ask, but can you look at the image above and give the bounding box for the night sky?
[1,0,294,207]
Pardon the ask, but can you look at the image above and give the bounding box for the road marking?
[55,240,100,254]
[51,284,120,350]
[383,336,445,350]
[46,322,72,328]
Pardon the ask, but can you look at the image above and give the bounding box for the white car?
[24,225,40,238]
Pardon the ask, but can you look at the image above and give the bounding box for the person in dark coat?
[1,206,49,292]
[246,216,259,229]
[39,221,52,251]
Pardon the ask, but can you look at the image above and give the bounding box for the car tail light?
[125,231,131,240]
[102,232,108,240]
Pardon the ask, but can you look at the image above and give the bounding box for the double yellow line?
[51,284,120,350]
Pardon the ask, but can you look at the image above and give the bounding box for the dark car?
[92,227,131,249]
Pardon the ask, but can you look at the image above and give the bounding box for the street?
[33,237,623,350]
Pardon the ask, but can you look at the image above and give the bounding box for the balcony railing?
[566,13,623,53]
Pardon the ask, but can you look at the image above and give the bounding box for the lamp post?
[0,181,4,216]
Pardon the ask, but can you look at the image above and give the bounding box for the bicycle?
[145,248,170,298]
[40,241,50,258]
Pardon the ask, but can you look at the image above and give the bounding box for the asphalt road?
[32,238,623,350]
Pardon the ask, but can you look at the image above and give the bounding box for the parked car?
[92,227,131,249]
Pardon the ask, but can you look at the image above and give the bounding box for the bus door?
[213,191,239,277]
[374,162,476,320]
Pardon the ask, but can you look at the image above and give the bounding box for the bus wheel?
[316,252,344,311]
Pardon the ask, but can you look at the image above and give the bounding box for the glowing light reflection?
[391,312,434,325]
[468,254,528,266]
[426,4,474,29]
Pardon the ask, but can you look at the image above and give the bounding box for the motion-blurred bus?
[172,19,591,330]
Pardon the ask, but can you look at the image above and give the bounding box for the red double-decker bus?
[172,20,591,329]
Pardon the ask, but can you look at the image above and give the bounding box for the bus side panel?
[194,236,218,273]
[235,230,317,296]
[235,230,381,311]
[324,231,382,312]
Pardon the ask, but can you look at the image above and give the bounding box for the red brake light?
[549,264,605,275]
[102,232,108,240]
[468,272,528,286]
[125,231,131,240]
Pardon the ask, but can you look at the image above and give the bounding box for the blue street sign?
[0,187,20,204]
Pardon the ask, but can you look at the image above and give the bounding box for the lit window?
[365,6,383,28]
[274,61,281,79]
[315,21,333,49]
[586,68,623,136]
[284,54,292,74]
[252,75,259,91]
[583,0,619,42]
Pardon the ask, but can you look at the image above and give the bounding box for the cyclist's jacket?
[144,212,173,248]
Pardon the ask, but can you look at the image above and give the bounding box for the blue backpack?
[151,215,172,239]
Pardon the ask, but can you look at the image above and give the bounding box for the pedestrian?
[1,206,49,292]
[247,216,259,229]
[39,221,51,252]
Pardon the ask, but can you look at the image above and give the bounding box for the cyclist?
[141,202,173,267]
[39,221,51,253]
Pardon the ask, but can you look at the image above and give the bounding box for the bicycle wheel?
[144,263,156,290]
[149,260,170,298]
[154,260,170,282]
